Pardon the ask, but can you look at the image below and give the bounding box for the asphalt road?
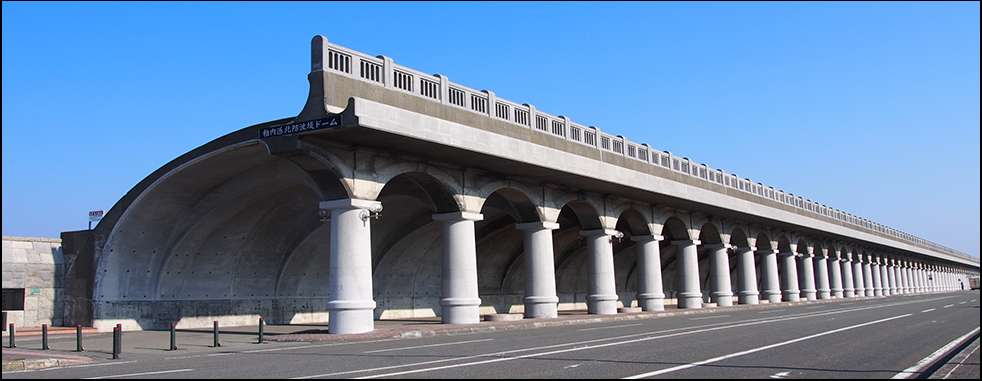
[3,292,978,379]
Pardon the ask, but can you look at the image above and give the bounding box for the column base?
[737,293,760,305]
[441,297,482,325]
[762,290,782,304]
[587,294,618,315]
[326,300,376,334]
[523,296,559,319]
[710,292,734,307]
[677,292,704,309]
[637,293,666,312]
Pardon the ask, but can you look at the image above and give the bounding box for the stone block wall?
[2,236,65,328]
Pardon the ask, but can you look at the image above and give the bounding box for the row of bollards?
[6,318,268,359]
[7,323,85,352]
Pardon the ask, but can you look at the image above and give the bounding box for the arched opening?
[370,171,460,320]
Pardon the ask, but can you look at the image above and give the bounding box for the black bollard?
[213,321,221,348]
[258,318,264,344]
[8,323,15,348]
[76,325,84,352]
[116,324,123,354]
[170,323,177,350]
[112,327,120,359]
[41,324,49,350]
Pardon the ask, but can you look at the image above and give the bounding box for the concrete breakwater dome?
[61,35,980,333]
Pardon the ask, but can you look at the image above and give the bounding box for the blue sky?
[3,2,979,258]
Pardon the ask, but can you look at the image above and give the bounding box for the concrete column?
[582,230,620,314]
[907,263,921,294]
[920,266,929,292]
[779,252,801,302]
[673,239,704,309]
[735,247,759,305]
[871,258,883,296]
[433,212,484,325]
[320,199,381,335]
[902,264,913,294]
[815,251,831,299]
[633,235,666,311]
[910,265,920,293]
[878,260,891,295]
[798,252,817,301]
[903,262,914,294]
[897,262,907,294]
[887,259,901,295]
[516,222,560,319]
[920,266,928,292]
[862,258,875,297]
[841,258,855,298]
[852,259,866,297]
[759,249,782,303]
[706,244,733,307]
[829,256,844,298]
[924,267,932,292]
[914,264,927,294]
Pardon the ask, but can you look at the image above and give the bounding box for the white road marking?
[294,297,948,379]
[82,369,194,379]
[921,309,935,313]
[758,309,786,314]
[577,323,644,332]
[770,371,791,378]
[690,315,730,321]
[624,314,911,379]
[943,304,954,308]
[363,338,494,353]
[345,308,913,379]
[892,327,981,379]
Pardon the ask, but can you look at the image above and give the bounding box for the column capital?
[702,243,731,250]
[735,246,756,254]
[631,234,664,242]
[432,212,484,222]
[671,239,701,246]
[319,198,381,211]
[580,229,621,238]
[756,249,778,255]
[515,221,560,231]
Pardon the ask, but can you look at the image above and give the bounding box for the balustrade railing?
[316,40,970,261]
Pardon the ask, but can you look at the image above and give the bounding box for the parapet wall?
[1,236,65,328]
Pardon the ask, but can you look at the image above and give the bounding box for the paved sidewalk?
[2,294,978,378]
[927,333,981,380]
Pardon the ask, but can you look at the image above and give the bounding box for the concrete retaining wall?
[1,236,65,328]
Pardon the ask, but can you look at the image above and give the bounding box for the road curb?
[2,358,93,372]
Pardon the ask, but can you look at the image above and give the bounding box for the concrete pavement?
[3,294,979,378]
